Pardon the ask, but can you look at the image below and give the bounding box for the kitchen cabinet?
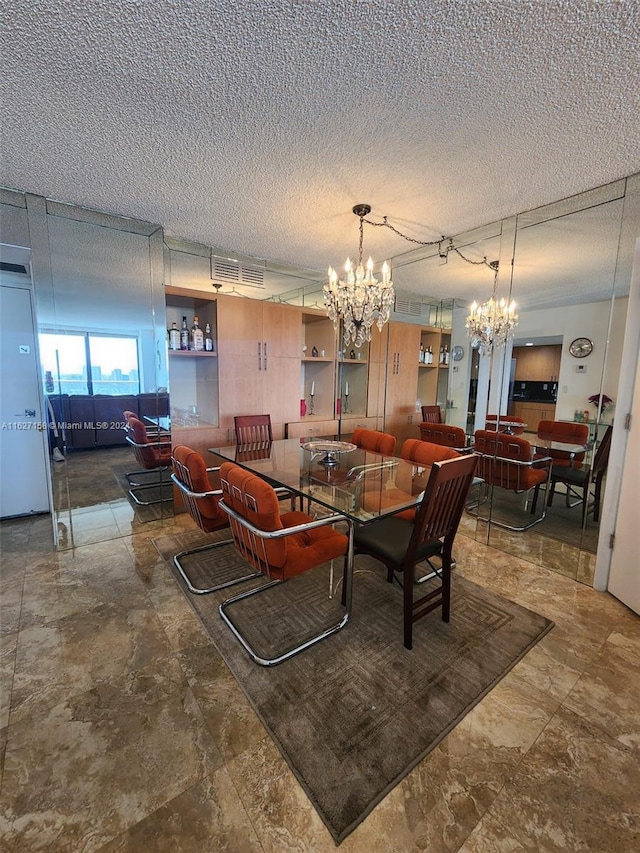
[514,345,561,381]
[512,402,556,433]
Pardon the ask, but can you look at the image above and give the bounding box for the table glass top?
[209,438,427,524]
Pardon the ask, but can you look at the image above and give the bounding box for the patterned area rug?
[153,529,553,844]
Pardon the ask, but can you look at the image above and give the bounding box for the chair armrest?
[126,436,172,450]
[171,473,222,500]
[219,500,344,539]
[345,460,398,482]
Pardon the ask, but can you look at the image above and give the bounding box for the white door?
[0,283,50,517]
[607,346,640,614]
[603,237,640,614]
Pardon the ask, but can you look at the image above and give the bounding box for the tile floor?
[1,496,639,852]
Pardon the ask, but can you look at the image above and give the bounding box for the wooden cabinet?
[514,345,561,381]
[217,295,301,436]
[384,322,421,445]
[512,402,556,433]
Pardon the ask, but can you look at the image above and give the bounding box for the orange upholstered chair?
[351,427,396,455]
[170,446,260,595]
[536,420,589,468]
[354,454,479,649]
[472,430,552,530]
[217,461,350,666]
[363,439,461,521]
[419,422,468,450]
[124,415,172,504]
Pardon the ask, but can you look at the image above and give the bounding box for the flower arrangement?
[588,393,614,412]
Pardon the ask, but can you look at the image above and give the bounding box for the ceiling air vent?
[394,297,423,316]
[0,262,28,275]
[212,256,265,289]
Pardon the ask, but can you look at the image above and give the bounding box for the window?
[40,332,140,396]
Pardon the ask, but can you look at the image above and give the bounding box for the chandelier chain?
[363,217,496,269]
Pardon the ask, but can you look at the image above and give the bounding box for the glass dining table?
[208,437,429,610]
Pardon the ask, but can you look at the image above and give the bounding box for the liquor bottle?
[419,342,425,363]
[204,322,214,352]
[444,345,450,365]
[191,316,204,351]
[168,322,180,351]
[180,316,189,350]
[427,346,433,365]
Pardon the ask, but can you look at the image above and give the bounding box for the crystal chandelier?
[323,204,395,348]
[465,260,519,355]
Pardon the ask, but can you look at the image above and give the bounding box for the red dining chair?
[217,461,350,666]
[536,420,589,468]
[124,415,173,505]
[170,445,261,594]
[351,427,396,455]
[472,430,552,530]
[419,422,468,451]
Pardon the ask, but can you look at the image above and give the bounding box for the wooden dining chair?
[354,454,478,650]
[170,445,261,594]
[421,405,442,424]
[217,461,350,666]
[234,414,273,445]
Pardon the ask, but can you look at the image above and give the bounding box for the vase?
[300,398,307,417]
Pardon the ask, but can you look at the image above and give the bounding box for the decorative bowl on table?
[302,440,357,466]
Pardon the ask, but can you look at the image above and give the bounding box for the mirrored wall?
[389,173,640,584]
[24,194,169,550]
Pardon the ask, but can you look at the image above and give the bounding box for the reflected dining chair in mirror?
[546,425,612,527]
[536,419,590,468]
[351,427,397,455]
[472,430,552,531]
[217,461,350,666]
[234,414,273,445]
[354,454,478,650]
[420,405,442,424]
[419,422,468,451]
[170,445,261,594]
[124,415,173,505]
[485,415,526,435]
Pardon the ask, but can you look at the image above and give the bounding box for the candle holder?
[309,393,315,415]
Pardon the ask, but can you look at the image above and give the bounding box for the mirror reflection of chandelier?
[465,260,519,356]
[323,204,395,348]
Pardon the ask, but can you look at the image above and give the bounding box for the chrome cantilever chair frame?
[472,453,553,531]
[123,411,170,487]
[218,498,350,667]
[170,468,263,595]
[124,431,173,505]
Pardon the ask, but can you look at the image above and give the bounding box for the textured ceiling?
[1,0,640,305]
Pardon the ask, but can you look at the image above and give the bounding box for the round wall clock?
[569,337,593,358]
[451,345,464,361]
